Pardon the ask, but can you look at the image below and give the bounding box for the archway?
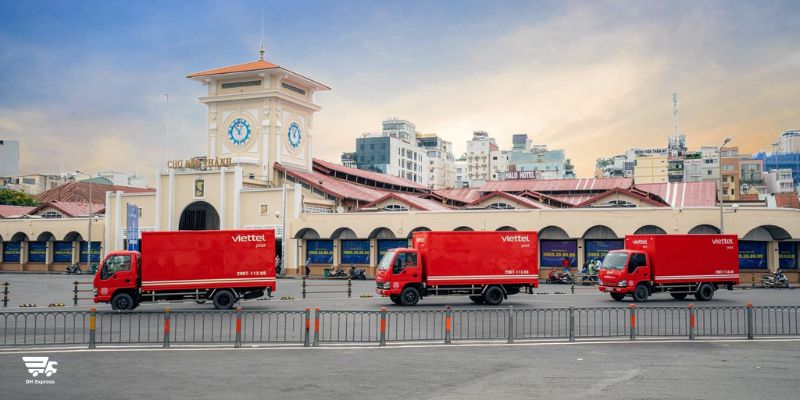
[539,226,569,240]
[688,224,721,234]
[64,231,83,242]
[294,228,321,239]
[178,201,220,230]
[582,225,618,239]
[453,226,474,232]
[368,227,396,239]
[331,227,357,239]
[743,225,792,241]
[407,227,431,239]
[634,225,667,235]
[10,232,29,242]
[37,232,56,242]
[496,226,518,231]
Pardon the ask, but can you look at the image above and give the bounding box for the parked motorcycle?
[546,269,574,284]
[330,268,349,279]
[65,264,82,275]
[761,270,791,288]
[349,266,367,280]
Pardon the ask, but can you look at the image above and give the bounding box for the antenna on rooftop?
[258,9,265,60]
[672,92,679,138]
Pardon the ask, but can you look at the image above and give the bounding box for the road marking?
[1,338,799,355]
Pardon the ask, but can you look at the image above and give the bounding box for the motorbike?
[546,269,574,284]
[761,270,791,288]
[349,267,367,280]
[65,264,82,275]
[330,268,349,279]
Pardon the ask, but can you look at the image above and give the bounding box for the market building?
[1,52,799,284]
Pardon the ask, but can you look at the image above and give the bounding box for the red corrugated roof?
[572,188,669,208]
[634,182,717,208]
[361,193,453,211]
[467,191,548,209]
[35,181,153,205]
[276,164,390,203]
[478,178,633,192]
[187,59,279,78]
[313,159,427,190]
[30,201,106,217]
[0,205,35,218]
[431,189,482,204]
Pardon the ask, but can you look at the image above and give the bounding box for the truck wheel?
[389,295,401,305]
[111,293,135,311]
[400,287,420,306]
[213,290,237,309]
[670,293,688,300]
[694,283,714,301]
[483,286,504,306]
[632,284,649,302]
[469,295,484,304]
[610,293,625,301]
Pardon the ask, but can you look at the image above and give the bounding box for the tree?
[0,188,39,206]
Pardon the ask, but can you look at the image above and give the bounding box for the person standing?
[305,258,311,277]
[275,255,282,277]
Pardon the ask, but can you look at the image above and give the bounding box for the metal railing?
[2,304,799,349]
[301,277,352,299]
[2,282,8,308]
[73,281,94,306]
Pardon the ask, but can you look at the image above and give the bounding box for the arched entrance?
[179,201,220,230]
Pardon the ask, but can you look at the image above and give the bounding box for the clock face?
[287,122,302,149]
[227,118,251,146]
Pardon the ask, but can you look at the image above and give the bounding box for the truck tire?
[610,293,625,301]
[694,283,714,301]
[400,287,420,306]
[632,284,649,302]
[213,290,237,309]
[483,286,504,306]
[469,295,484,304]
[389,295,402,305]
[111,293,135,311]
[670,293,688,300]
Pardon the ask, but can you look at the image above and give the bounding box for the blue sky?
[1,0,798,178]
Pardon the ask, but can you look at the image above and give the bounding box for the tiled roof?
[187,59,279,78]
[361,193,453,211]
[634,182,717,208]
[478,178,633,193]
[30,201,106,217]
[35,182,153,205]
[0,205,35,219]
[572,188,669,208]
[313,159,427,191]
[276,164,390,203]
[467,191,549,209]
[431,188,482,204]
[774,193,800,209]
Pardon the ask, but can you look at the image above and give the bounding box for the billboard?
[79,242,101,263]
[584,240,624,263]
[27,241,47,263]
[126,203,139,251]
[540,240,577,268]
[53,241,73,263]
[738,241,767,269]
[2,242,21,263]
[341,240,370,265]
[306,240,333,264]
[377,239,408,262]
[779,242,798,270]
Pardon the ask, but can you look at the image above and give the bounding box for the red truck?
[375,231,539,306]
[94,230,276,310]
[598,234,739,302]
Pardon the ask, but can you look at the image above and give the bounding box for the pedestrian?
[275,255,282,276]
[305,258,311,277]
[561,256,571,273]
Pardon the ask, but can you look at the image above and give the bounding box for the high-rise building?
[355,132,429,186]
[756,130,800,192]
[720,146,740,201]
[417,133,455,189]
[466,131,497,187]
[771,130,800,154]
[763,169,795,194]
[454,155,468,188]
[340,152,356,168]
[0,140,20,177]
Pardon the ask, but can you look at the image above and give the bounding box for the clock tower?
[187,52,329,184]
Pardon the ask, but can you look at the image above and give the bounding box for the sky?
[0,0,798,179]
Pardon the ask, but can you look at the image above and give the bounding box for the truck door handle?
[124,279,131,283]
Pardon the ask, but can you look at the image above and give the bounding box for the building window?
[281,82,306,95]
[194,179,205,198]
[221,80,261,89]
[488,202,514,210]
[384,204,409,211]
[260,204,269,215]
[41,211,62,219]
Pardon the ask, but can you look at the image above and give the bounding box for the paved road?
[0,340,798,399]
[1,273,798,312]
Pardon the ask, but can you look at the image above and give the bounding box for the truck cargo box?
[624,234,739,284]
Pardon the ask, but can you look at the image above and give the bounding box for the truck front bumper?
[598,285,633,294]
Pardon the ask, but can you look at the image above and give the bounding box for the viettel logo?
[712,238,734,245]
[23,357,58,377]
[232,234,266,243]
[501,235,530,243]
[631,240,648,245]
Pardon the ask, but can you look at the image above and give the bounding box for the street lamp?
[75,170,94,270]
[718,137,732,233]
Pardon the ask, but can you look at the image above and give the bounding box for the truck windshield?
[377,250,396,270]
[602,252,629,270]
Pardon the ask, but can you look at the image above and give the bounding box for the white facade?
[683,147,720,182]
[490,150,509,180]
[764,169,795,194]
[466,131,497,187]
[388,137,429,186]
[772,130,800,154]
[454,158,468,188]
[417,133,455,190]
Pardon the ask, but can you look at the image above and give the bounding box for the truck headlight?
[618,280,626,287]
[598,279,603,286]
[383,282,391,289]
[93,288,97,296]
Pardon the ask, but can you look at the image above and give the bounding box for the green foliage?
[0,188,39,206]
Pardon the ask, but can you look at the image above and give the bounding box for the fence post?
[751,274,755,289]
[163,307,171,349]
[234,306,242,348]
[571,281,575,294]
[688,303,696,340]
[569,306,575,342]
[304,307,311,347]
[629,304,636,341]
[89,307,96,349]
[2,282,8,308]
[380,307,387,347]
[73,281,79,306]
[313,307,320,347]
[746,303,754,340]
[347,277,352,299]
[302,277,307,299]
[445,305,452,344]
[507,306,514,344]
